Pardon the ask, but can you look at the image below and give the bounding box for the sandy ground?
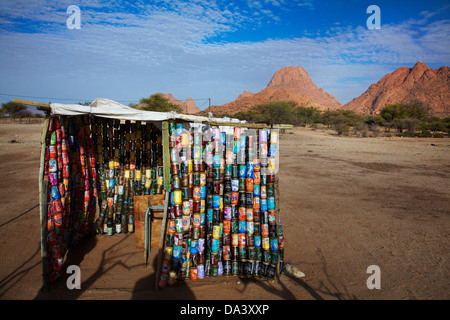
[0,123,448,300]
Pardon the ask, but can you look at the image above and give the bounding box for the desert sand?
[0,123,448,300]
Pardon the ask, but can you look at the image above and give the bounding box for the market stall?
[38,98,283,290]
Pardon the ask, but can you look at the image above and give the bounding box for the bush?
[333,122,350,136]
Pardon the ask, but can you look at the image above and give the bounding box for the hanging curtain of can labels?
[90,118,164,236]
[158,122,283,288]
[44,115,97,284]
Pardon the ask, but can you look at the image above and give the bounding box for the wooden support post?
[162,121,171,193]
[155,190,169,291]
[39,117,50,290]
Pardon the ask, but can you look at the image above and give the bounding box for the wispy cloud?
[0,1,448,107]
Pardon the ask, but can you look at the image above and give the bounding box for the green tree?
[252,101,295,125]
[0,101,27,117]
[296,106,322,125]
[133,93,183,113]
[379,103,428,133]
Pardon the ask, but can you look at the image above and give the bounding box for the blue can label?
[239,165,246,178]
[238,220,247,233]
[269,145,277,158]
[260,198,268,211]
[207,208,213,221]
[200,186,206,199]
[211,238,220,253]
[253,184,260,197]
[246,162,254,179]
[212,195,221,209]
[268,197,275,210]
[254,235,262,248]
[190,240,198,255]
[231,179,239,192]
[270,238,278,252]
[173,245,182,259]
[50,186,61,200]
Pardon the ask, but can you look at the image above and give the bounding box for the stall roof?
[50,98,247,124]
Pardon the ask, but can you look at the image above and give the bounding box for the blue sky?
[0,0,449,110]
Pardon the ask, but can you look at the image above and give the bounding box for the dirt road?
[0,123,448,300]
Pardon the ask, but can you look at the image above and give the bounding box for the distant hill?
[343,62,450,116]
[203,66,342,115]
[158,93,201,114]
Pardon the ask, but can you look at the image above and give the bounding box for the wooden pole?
[155,191,169,291]
[39,117,50,290]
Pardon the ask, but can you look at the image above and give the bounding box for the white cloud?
[0,1,448,107]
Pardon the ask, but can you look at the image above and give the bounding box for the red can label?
[245,178,253,192]
[238,207,246,221]
[238,233,246,247]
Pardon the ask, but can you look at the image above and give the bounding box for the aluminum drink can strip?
[223,232,231,245]
[238,207,246,221]
[224,207,232,220]
[253,222,261,235]
[271,251,279,264]
[231,192,239,206]
[238,233,246,247]
[192,227,200,240]
[238,165,246,178]
[246,208,253,221]
[198,251,205,264]
[190,268,198,281]
[261,223,269,237]
[238,247,247,260]
[262,237,270,251]
[193,200,200,213]
[247,233,254,247]
[269,222,277,238]
[223,220,231,233]
[223,245,231,260]
[200,186,206,200]
[246,192,253,207]
[231,246,239,260]
[182,201,190,215]
[238,220,246,233]
[174,233,183,246]
[173,246,182,259]
[173,190,182,205]
[190,240,198,254]
[268,210,276,223]
[268,197,275,210]
[254,235,261,248]
[223,260,232,276]
[231,233,239,247]
[211,252,219,265]
[197,265,205,279]
[231,219,239,233]
[269,238,278,252]
[260,198,268,211]
[253,184,260,197]
[246,220,254,234]
[245,178,253,192]
[253,210,261,223]
[212,224,221,239]
[173,204,182,217]
[198,238,205,252]
[212,195,220,209]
